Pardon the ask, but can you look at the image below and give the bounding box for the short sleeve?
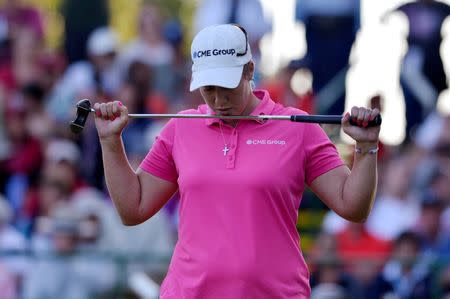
[139,119,178,183]
[303,123,345,186]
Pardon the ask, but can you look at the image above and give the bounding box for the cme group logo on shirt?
[193,48,236,59]
[246,139,286,145]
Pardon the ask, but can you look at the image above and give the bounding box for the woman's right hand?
[93,101,129,140]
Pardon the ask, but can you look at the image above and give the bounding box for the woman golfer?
[94,24,380,298]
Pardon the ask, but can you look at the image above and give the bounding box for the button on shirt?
[140,90,345,299]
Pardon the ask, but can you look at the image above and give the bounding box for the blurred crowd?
[0,0,449,298]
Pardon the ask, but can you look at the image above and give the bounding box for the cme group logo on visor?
[193,48,236,59]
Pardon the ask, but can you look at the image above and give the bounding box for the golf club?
[70,99,382,134]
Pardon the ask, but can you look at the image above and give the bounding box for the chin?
[215,110,233,116]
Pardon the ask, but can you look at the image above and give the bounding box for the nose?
[213,88,229,108]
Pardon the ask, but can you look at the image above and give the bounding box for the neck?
[242,92,260,116]
[228,121,239,127]
[223,91,259,127]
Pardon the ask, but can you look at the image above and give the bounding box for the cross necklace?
[219,121,237,156]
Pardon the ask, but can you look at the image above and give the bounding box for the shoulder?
[270,99,308,117]
[160,105,209,130]
[271,102,311,131]
[178,104,208,115]
[173,105,208,122]
[175,103,211,118]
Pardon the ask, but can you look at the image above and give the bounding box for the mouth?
[215,108,233,115]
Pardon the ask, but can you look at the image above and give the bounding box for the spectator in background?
[310,283,347,299]
[23,206,117,299]
[0,1,47,109]
[308,232,363,298]
[0,195,28,297]
[46,26,120,124]
[21,82,52,142]
[413,190,450,258]
[295,0,359,115]
[20,139,84,239]
[367,231,433,299]
[0,0,44,66]
[323,148,422,239]
[0,263,16,299]
[118,60,168,163]
[82,56,170,189]
[70,184,175,286]
[411,111,447,155]
[336,222,392,286]
[26,168,71,249]
[67,169,174,282]
[260,60,314,113]
[410,134,450,236]
[117,2,175,98]
[42,139,85,193]
[10,24,44,89]
[307,232,339,272]
[390,0,450,137]
[69,187,118,251]
[440,265,450,298]
[162,19,192,108]
[310,255,363,299]
[0,0,43,40]
[193,0,271,66]
[23,208,85,299]
[433,148,450,194]
[61,0,109,64]
[0,99,42,217]
[51,27,121,190]
[112,198,175,283]
[365,154,420,241]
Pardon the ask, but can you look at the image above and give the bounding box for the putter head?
[70,99,92,134]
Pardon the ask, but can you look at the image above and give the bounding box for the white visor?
[190,65,244,91]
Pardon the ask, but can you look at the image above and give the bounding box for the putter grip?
[290,114,382,127]
[349,114,382,127]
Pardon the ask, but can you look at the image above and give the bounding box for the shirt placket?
[226,128,238,169]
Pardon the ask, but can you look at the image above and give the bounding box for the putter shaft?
[70,99,380,134]
[88,108,343,123]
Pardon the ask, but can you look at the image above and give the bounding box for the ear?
[243,61,255,81]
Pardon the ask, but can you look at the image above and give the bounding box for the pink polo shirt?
[140,90,345,298]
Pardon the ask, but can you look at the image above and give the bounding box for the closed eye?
[202,86,215,92]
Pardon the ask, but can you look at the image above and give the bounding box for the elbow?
[347,214,369,223]
[119,207,157,226]
[339,194,375,223]
[121,219,139,226]
[120,215,144,226]
[343,209,371,223]
[121,218,139,226]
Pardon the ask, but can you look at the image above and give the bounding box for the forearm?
[100,136,143,224]
[342,142,378,222]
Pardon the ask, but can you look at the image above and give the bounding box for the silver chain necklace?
[219,121,238,156]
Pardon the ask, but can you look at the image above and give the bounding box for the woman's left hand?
[342,107,381,143]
